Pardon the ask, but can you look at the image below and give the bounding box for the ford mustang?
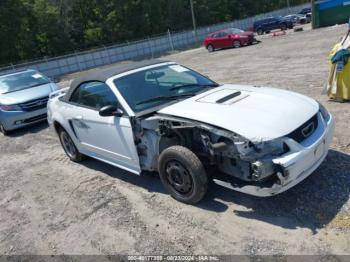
[47,60,334,204]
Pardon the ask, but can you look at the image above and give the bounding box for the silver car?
[0,69,59,135]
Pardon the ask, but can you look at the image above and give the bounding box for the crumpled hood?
[0,83,57,105]
[158,84,319,142]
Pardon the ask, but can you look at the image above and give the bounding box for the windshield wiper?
[136,93,196,106]
[169,83,219,91]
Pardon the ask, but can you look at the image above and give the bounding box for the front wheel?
[0,123,9,136]
[257,28,263,35]
[233,40,241,48]
[207,44,214,52]
[281,24,287,31]
[58,128,84,162]
[158,146,208,204]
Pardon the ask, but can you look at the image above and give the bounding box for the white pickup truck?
[47,60,335,204]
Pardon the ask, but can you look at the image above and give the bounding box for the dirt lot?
[1,24,350,255]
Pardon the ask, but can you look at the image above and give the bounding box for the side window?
[69,81,119,110]
[217,32,226,38]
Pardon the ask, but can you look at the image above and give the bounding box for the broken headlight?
[253,139,289,156]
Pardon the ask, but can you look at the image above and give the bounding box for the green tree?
[0,0,310,66]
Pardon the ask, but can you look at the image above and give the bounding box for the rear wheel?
[233,40,241,48]
[158,146,208,204]
[58,128,84,162]
[257,28,263,35]
[207,44,214,52]
[281,23,287,31]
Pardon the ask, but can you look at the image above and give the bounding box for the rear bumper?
[226,113,335,197]
[0,108,47,131]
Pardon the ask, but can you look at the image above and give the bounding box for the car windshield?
[113,64,218,112]
[227,28,244,34]
[0,71,50,94]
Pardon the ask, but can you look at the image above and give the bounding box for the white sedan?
[48,60,335,204]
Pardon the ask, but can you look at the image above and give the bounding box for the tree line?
[0,0,309,66]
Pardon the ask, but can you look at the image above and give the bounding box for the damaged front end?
[133,108,334,197]
[212,112,335,197]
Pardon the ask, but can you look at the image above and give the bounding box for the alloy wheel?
[233,40,241,48]
[61,131,77,159]
[0,124,8,135]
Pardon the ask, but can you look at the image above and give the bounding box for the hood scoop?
[196,89,249,105]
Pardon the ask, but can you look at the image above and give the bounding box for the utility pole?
[190,0,198,43]
[311,0,315,29]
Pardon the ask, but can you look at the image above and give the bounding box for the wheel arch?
[51,116,81,151]
[53,120,63,134]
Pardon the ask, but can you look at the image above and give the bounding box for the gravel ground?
[1,24,350,255]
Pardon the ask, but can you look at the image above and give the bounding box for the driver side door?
[214,32,231,48]
[68,81,141,174]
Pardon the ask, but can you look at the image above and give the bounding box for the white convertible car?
[48,60,334,204]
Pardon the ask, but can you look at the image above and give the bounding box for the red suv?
[204,28,256,52]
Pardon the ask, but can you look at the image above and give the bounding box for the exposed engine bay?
[133,114,290,191]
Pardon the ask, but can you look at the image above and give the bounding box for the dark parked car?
[299,7,311,15]
[253,16,294,35]
[284,14,307,25]
[204,28,256,52]
[299,7,312,23]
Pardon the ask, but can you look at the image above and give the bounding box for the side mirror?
[99,105,124,117]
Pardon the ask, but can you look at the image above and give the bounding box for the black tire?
[207,44,214,52]
[0,123,9,136]
[257,28,263,35]
[158,146,208,204]
[233,40,241,48]
[58,127,84,162]
[281,23,287,31]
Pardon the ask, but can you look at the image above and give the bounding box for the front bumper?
[218,113,335,197]
[267,113,335,196]
[0,108,47,131]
